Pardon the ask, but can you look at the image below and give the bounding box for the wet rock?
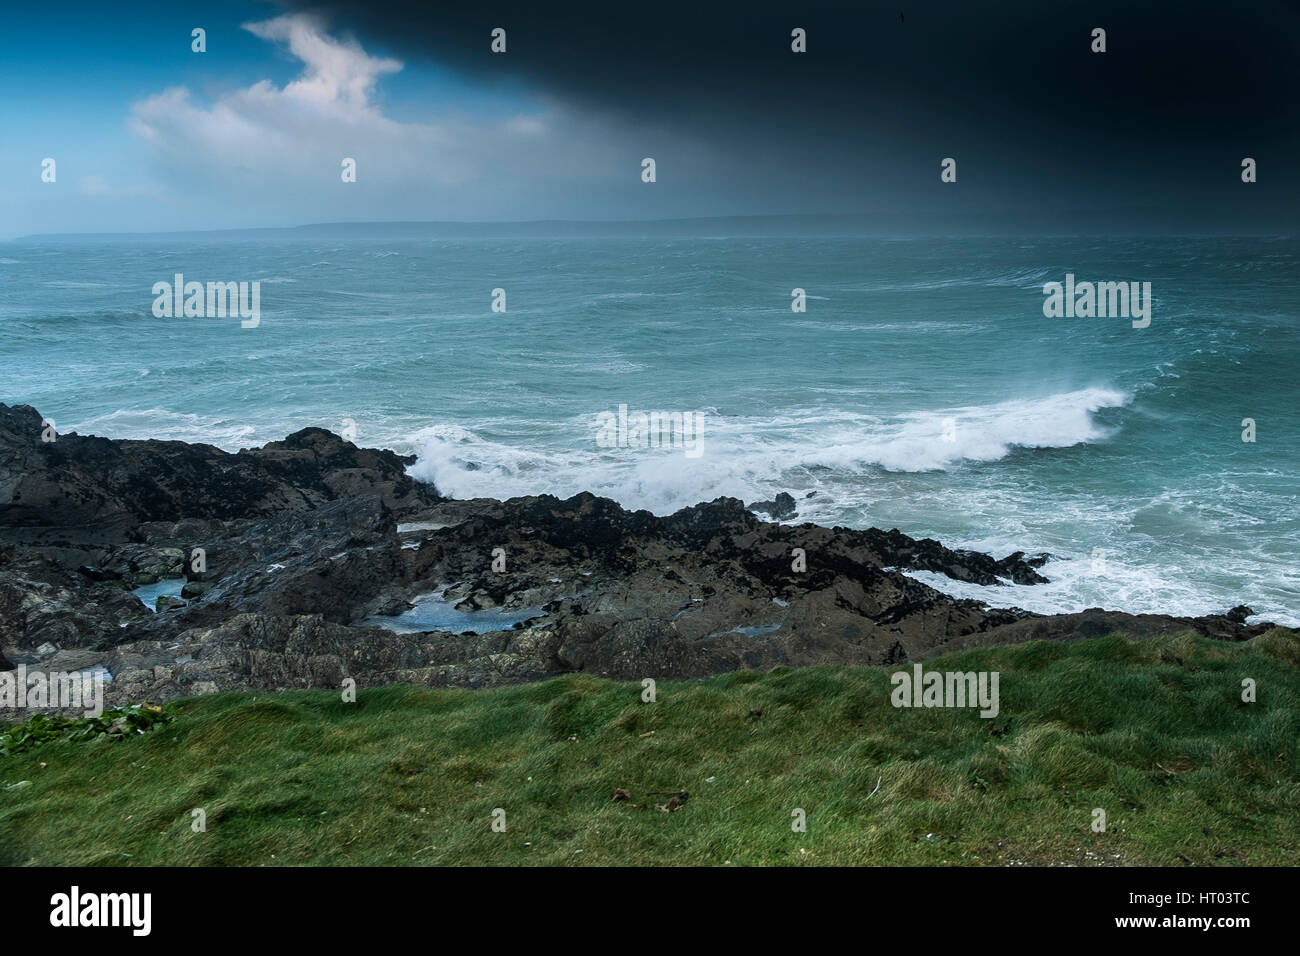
[77,565,121,583]
[0,403,1287,711]
[0,402,441,549]
[941,608,1278,656]
[0,552,147,650]
[991,551,1052,585]
[180,581,212,600]
[747,492,797,520]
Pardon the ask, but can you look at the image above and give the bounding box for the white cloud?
[241,14,401,114]
[126,13,708,221]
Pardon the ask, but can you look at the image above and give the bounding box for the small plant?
[0,702,179,756]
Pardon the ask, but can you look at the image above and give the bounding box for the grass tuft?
[1,629,1296,866]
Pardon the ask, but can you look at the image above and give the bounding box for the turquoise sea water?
[2,235,1296,625]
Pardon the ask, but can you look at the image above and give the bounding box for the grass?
[1,628,1297,866]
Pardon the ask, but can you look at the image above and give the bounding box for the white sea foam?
[905,557,1299,630]
[9,237,1293,630]
[67,408,258,446]
[406,387,1130,512]
[792,388,1129,473]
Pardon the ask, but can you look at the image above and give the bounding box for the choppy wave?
[66,408,258,446]
[407,387,1130,511]
[791,388,1128,473]
[7,235,1296,627]
[906,559,1300,630]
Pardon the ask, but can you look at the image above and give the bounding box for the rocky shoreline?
[0,402,1282,715]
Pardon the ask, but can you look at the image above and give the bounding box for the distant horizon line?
[9,213,1297,243]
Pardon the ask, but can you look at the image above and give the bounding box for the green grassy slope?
[2,629,1297,866]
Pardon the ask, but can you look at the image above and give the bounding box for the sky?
[2,0,1298,238]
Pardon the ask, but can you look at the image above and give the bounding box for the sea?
[2,234,1296,626]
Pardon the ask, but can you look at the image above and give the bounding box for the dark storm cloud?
[281,0,1300,231]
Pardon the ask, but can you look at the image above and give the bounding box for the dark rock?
[77,565,121,583]
[941,607,1277,655]
[747,492,797,520]
[0,404,1287,714]
[0,551,148,650]
[992,551,1051,585]
[0,402,441,549]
